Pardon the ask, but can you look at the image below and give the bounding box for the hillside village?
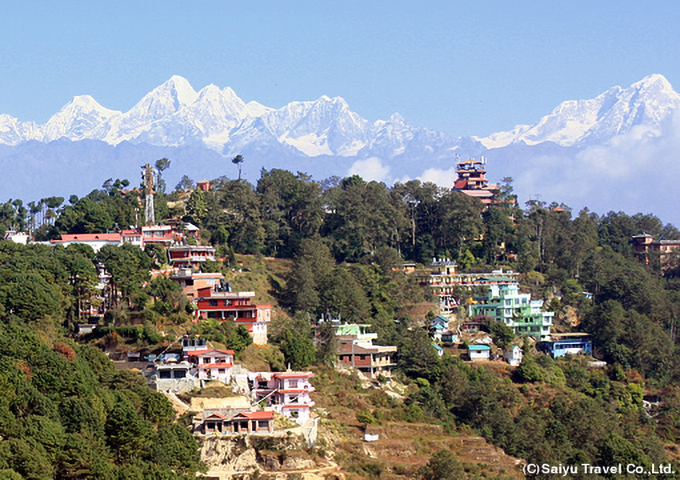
[1,158,680,478]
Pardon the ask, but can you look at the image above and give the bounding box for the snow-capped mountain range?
[1,74,677,157]
[477,74,680,148]
[0,75,459,161]
[0,73,679,225]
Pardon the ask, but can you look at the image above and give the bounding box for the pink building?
[632,234,680,269]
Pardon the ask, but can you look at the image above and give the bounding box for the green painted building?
[468,283,553,340]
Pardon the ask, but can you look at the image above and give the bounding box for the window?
[174,369,186,379]
[288,380,298,388]
[209,300,218,307]
[218,368,225,374]
[258,420,269,429]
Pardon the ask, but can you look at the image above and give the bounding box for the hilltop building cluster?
[416,255,592,367]
[418,258,553,340]
[6,220,273,345]
[145,335,316,437]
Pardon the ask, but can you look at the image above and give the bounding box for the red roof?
[237,411,274,420]
[204,413,228,420]
[273,372,314,379]
[186,348,212,356]
[188,349,235,357]
[453,179,468,189]
[57,233,121,242]
[198,362,234,369]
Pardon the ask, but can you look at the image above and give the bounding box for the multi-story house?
[416,259,519,318]
[120,229,144,248]
[180,335,208,354]
[250,371,315,425]
[147,361,199,394]
[335,324,397,379]
[186,349,235,384]
[632,233,680,269]
[193,285,271,345]
[167,245,217,270]
[468,283,553,340]
[141,225,177,246]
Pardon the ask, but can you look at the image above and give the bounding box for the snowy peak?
[127,75,198,121]
[0,114,41,145]
[478,74,680,148]
[632,73,675,95]
[43,95,120,141]
[273,95,370,156]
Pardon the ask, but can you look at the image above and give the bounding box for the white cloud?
[347,157,390,182]
[418,166,458,187]
[506,113,680,225]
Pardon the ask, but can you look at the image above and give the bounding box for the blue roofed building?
[467,344,491,361]
[538,333,593,358]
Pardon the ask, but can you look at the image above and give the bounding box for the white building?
[249,371,315,425]
[505,345,523,367]
[186,349,235,384]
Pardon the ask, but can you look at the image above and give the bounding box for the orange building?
[632,234,680,269]
[171,270,225,299]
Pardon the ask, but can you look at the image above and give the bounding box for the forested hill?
[1,166,680,476]
[0,243,202,478]
[4,167,680,381]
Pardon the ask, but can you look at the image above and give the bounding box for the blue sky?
[1,1,679,137]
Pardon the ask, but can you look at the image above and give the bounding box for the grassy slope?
[218,256,524,478]
[311,366,524,479]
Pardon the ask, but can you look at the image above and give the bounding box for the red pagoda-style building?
[453,157,506,206]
